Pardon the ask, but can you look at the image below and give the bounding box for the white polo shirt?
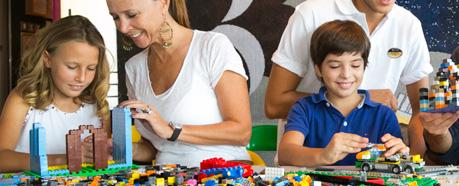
[272,0,432,94]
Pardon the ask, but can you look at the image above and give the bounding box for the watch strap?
[167,122,182,141]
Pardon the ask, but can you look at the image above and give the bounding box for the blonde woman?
[107,0,252,166]
[0,15,110,172]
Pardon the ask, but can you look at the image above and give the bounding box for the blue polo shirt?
[285,87,402,165]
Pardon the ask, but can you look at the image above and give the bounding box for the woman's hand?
[118,99,172,139]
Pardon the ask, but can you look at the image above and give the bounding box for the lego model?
[200,157,253,178]
[66,125,109,172]
[29,123,48,176]
[112,107,133,166]
[355,143,425,174]
[420,58,459,112]
[28,107,135,177]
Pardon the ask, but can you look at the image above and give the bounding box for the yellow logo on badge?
[387,48,403,58]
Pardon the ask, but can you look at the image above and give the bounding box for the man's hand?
[368,89,397,111]
[419,111,459,135]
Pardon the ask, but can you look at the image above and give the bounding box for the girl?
[0,15,110,172]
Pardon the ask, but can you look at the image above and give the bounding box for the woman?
[107,0,252,166]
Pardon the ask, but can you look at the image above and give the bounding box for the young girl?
[0,15,110,172]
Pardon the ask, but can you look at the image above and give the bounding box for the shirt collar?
[335,0,395,19]
[311,87,378,108]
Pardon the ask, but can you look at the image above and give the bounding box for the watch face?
[170,122,182,129]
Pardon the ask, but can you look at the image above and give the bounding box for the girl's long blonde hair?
[16,15,110,121]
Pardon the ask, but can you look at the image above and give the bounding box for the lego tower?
[112,107,133,166]
[420,58,459,112]
[29,123,48,176]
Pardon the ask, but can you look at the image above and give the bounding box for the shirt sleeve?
[426,121,459,165]
[207,33,248,88]
[284,99,309,137]
[399,18,433,85]
[271,8,312,77]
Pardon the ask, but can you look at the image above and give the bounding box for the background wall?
[0,0,9,108]
[183,0,459,125]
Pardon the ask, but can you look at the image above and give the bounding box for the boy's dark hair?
[310,20,371,69]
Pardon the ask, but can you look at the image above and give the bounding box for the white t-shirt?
[125,30,250,167]
[15,103,101,154]
[272,0,433,94]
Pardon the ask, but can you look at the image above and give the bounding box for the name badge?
[387,48,403,58]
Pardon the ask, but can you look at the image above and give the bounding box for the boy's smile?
[315,52,364,101]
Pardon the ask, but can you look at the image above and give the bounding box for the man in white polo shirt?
[265,0,432,159]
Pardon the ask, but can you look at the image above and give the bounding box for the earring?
[121,35,134,51]
[159,16,173,48]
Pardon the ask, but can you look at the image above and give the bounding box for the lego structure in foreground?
[28,107,134,177]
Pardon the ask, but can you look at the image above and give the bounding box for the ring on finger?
[142,106,152,114]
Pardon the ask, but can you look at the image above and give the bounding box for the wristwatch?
[167,121,182,141]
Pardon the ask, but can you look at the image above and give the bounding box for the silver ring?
[142,106,152,114]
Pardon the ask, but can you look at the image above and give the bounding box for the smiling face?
[44,41,99,101]
[315,52,364,100]
[106,0,166,48]
[354,0,395,15]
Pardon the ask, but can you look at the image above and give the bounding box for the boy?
[278,20,409,166]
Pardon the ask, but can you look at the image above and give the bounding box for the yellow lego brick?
[131,172,140,179]
[168,177,175,185]
[156,178,165,186]
[48,165,68,170]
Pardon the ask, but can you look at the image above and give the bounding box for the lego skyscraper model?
[112,107,133,166]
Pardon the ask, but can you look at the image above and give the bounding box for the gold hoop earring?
[159,21,173,48]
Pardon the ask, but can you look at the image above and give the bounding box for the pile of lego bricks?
[420,58,459,113]
[0,159,443,186]
[0,158,258,185]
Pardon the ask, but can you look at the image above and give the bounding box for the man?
[421,46,459,165]
[266,0,432,156]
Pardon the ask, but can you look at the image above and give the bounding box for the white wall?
[61,0,119,108]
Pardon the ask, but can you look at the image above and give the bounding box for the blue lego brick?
[48,169,70,176]
[107,163,130,169]
[204,179,218,186]
[112,107,133,166]
[202,166,243,179]
[29,123,48,176]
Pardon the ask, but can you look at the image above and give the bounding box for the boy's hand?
[381,133,409,157]
[322,132,368,164]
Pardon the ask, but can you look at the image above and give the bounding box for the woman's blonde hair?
[16,15,110,121]
[169,0,190,28]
